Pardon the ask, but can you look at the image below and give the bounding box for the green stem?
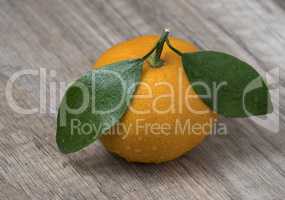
[143,29,169,68]
[142,44,158,61]
[166,39,183,56]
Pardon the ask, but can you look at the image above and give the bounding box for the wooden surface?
[0,0,285,199]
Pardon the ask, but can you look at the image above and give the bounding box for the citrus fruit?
[93,35,217,163]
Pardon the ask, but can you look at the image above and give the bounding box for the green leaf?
[182,51,273,117]
[56,59,143,153]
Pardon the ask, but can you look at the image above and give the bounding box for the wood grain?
[0,0,284,199]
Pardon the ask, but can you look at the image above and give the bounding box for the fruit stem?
[166,39,183,56]
[143,29,169,68]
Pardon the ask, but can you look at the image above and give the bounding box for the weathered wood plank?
[0,0,284,199]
